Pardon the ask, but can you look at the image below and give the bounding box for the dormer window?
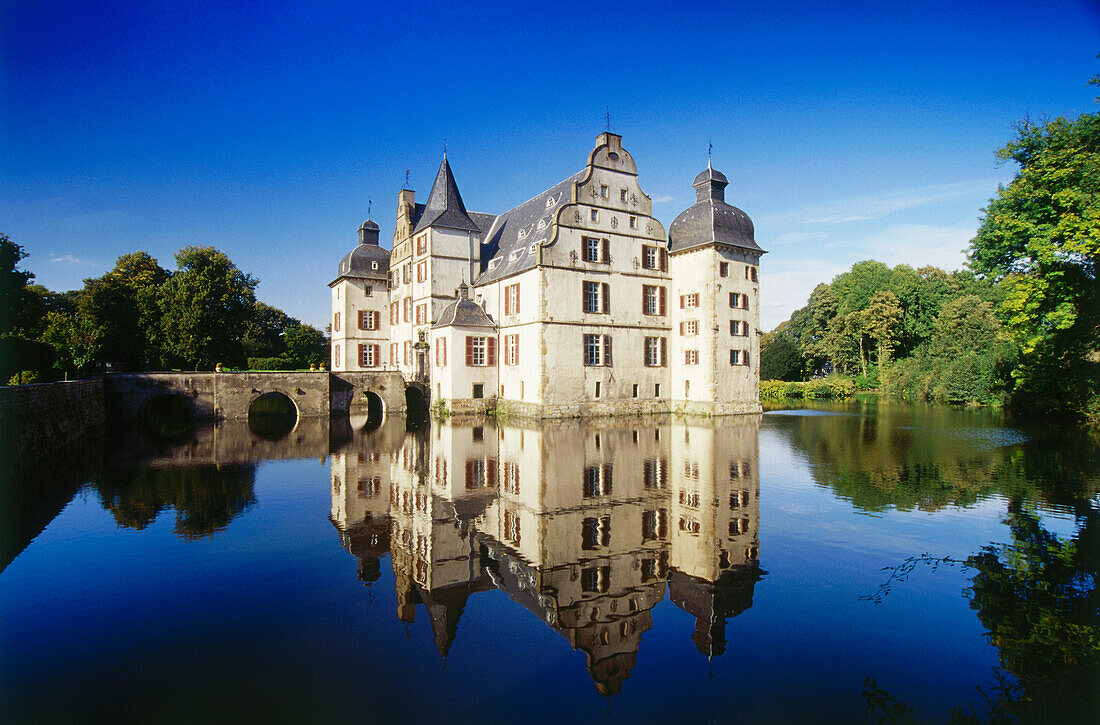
[372,261,378,270]
[509,250,521,262]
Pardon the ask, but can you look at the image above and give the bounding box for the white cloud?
[854,223,973,271]
[651,195,675,203]
[49,254,91,265]
[772,231,830,245]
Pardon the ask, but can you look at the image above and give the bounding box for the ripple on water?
[946,427,1030,449]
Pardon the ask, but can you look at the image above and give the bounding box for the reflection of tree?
[777,401,1100,512]
[95,464,256,540]
[965,499,1099,722]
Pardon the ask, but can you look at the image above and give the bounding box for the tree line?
[763,81,1099,423]
[0,243,327,381]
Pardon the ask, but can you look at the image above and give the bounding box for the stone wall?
[0,379,105,473]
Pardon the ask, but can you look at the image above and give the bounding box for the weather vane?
[403,169,410,189]
[444,137,447,157]
[367,197,372,220]
[605,107,611,132]
[708,141,713,167]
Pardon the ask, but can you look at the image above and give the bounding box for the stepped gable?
[332,219,390,284]
[413,156,482,234]
[474,171,584,285]
[668,162,763,255]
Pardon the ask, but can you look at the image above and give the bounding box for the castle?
[330,133,764,417]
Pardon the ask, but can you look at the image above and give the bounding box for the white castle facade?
[329,133,764,417]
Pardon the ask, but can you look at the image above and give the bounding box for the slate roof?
[668,164,764,255]
[331,220,390,285]
[433,297,496,329]
[413,157,481,234]
[473,171,584,285]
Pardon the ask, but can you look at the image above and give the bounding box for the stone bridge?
[104,371,413,422]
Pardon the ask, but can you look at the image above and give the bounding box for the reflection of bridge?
[105,371,411,422]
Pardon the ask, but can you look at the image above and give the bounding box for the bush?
[760,376,854,400]
[247,356,295,370]
[6,369,41,385]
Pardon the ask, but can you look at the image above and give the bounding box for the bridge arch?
[405,383,429,416]
[140,392,195,442]
[247,391,299,440]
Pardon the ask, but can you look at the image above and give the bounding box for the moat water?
[1,399,1097,723]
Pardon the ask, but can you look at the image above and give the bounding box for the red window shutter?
[660,337,667,367]
[602,283,610,314]
[659,286,666,316]
[680,295,685,309]
[641,285,647,313]
[514,286,519,315]
[358,343,366,366]
[374,311,380,329]
[659,249,667,272]
[465,460,474,489]
[442,338,447,366]
[602,237,609,263]
[487,458,497,486]
[679,322,684,335]
[372,344,380,366]
[581,283,587,312]
[513,336,518,365]
[466,336,474,366]
[487,337,496,366]
[603,336,612,367]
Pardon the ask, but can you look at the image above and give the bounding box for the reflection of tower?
[389,420,495,655]
[329,420,405,583]
[478,418,673,695]
[668,415,762,657]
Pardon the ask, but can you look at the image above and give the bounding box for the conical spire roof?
[413,156,481,234]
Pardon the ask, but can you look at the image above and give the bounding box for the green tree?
[158,247,257,369]
[283,322,327,368]
[968,107,1100,421]
[861,290,904,368]
[0,234,35,337]
[760,322,805,381]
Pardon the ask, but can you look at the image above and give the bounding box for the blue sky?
[3,0,1098,331]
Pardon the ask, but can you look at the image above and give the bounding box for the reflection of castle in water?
[330,415,761,694]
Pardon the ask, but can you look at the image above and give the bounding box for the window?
[680,320,698,336]
[583,236,608,263]
[358,310,378,330]
[402,264,410,285]
[746,265,758,282]
[629,215,637,229]
[503,509,520,545]
[581,517,611,550]
[731,349,750,365]
[403,340,410,365]
[504,283,520,315]
[504,334,519,365]
[654,383,660,397]
[582,281,610,313]
[729,518,750,536]
[403,297,411,322]
[390,342,398,365]
[581,565,610,593]
[472,383,484,399]
[731,320,745,336]
[583,464,613,497]
[730,292,749,309]
[719,262,729,277]
[679,517,700,534]
[685,349,699,365]
[680,293,699,308]
[644,337,667,367]
[334,344,341,367]
[590,209,599,222]
[416,234,427,256]
[435,337,446,367]
[416,261,427,282]
[502,462,520,495]
[620,188,628,202]
[583,334,613,366]
[679,489,700,508]
[334,312,341,332]
[600,185,608,198]
[364,285,372,296]
[751,266,759,282]
[595,381,601,398]
[642,245,668,271]
[390,301,399,325]
[632,384,638,398]
[359,343,381,367]
[642,509,667,541]
[465,336,495,366]
[415,303,427,325]
[642,285,667,315]
[464,457,496,488]
[643,458,668,489]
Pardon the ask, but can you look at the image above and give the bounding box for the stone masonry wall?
[0,379,105,472]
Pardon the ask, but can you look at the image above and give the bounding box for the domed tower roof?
[331,218,389,285]
[668,162,764,255]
